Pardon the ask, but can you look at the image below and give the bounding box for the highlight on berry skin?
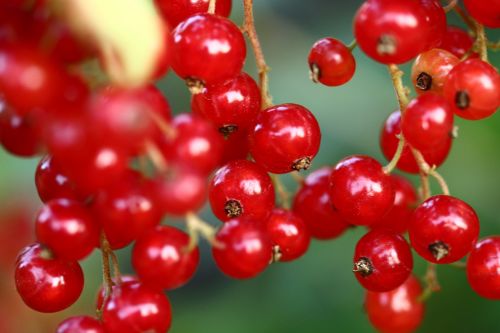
[1,0,499,332]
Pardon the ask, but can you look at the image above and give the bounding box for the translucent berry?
[155,0,232,28]
[56,316,105,333]
[467,236,500,299]
[411,48,460,95]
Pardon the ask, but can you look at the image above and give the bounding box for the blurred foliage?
[0,0,499,332]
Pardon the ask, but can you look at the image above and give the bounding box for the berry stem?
[98,231,114,317]
[453,5,476,32]
[242,0,273,109]
[270,174,291,209]
[185,212,219,251]
[487,40,500,51]
[418,263,441,302]
[442,0,458,13]
[411,149,450,196]
[474,22,488,62]
[149,109,176,140]
[387,64,410,110]
[348,39,357,51]
[208,0,217,14]
[383,133,405,174]
[448,261,466,269]
[290,171,305,185]
[145,141,169,173]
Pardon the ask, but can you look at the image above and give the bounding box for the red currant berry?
[155,0,232,28]
[443,58,500,120]
[220,129,250,164]
[132,226,200,290]
[212,218,272,279]
[354,0,431,64]
[466,236,500,299]
[380,110,452,174]
[409,195,480,264]
[93,172,162,249]
[192,72,261,135]
[411,48,460,95]
[35,199,98,261]
[249,103,321,174]
[464,0,500,28]
[171,13,246,86]
[353,229,413,292]
[95,276,138,309]
[56,316,104,333]
[158,113,224,175]
[308,37,356,86]
[329,155,394,226]
[266,208,311,262]
[0,100,41,157]
[372,175,417,234]
[35,155,84,203]
[420,0,447,49]
[365,275,425,333]
[209,160,275,222]
[102,282,172,333]
[155,166,207,216]
[401,93,454,152]
[15,243,84,313]
[438,26,475,59]
[293,167,349,240]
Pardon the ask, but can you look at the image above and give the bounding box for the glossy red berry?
[171,13,246,86]
[373,175,417,234]
[93,173,162,249]
[220,129,250,164]
[132,226,200,290]
[420,0,447,49]
[209,160,275,222]
[354,0,431,64]
[35,155,84,203]
[95,276,139,309]
[212,218,272,279]
[155,0,232,28]
[380,110,452,174]
[329,155,394,226]
[308,37,356,86]
[266,208,311,262]
[443,58,500,120]
[365,275,425,333]
[411,48,460,95]
[249,103,321,174]
[15,243,84,313]
[293,167,349,240]
[466,236,500,299]
[401,93,454,152]
[158,113,224,175]
[353,229,413,292]
[35,199,98,261]
[155,166,207,216]
[409,195,480,264]
[464,0,500,28]
[191,72,261,135]
[102,282,172,333]
[438,26,475,59]
[56,316,105,333]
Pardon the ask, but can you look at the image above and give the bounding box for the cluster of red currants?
[0,0,499,332]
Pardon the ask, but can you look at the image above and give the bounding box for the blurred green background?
[0,0,499,332]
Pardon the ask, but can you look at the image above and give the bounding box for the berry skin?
[15,243,84,313]
[249,103,321,174]
[35,155,84,203]
[209,160,275,222]
[443,59,500,120]
[212,218,272,279]
[155,0,232,28]
[292,167,349,240]
[420,0,447,49]
[365,275,425,333]
[171,13,246,86]
[220,128,250,164]
[438,26,475,59]
[380,110,452,174]
[265,208,311,262]
[192,72,261,136]
[102,282,172,333]
[329,155,394,226]
[132,226,200,290]
[373,174,417,234]
[56,316,105,333]
[467,236,500,300]
[354,0,431,64]
[463,0,500,28]
[401,93,454,152]
[158,113,224,175]
[308,37,356,86]
[411,48,460,95]
[353,229,413,292]
[409,195,480,264]
[35,199,99,261]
